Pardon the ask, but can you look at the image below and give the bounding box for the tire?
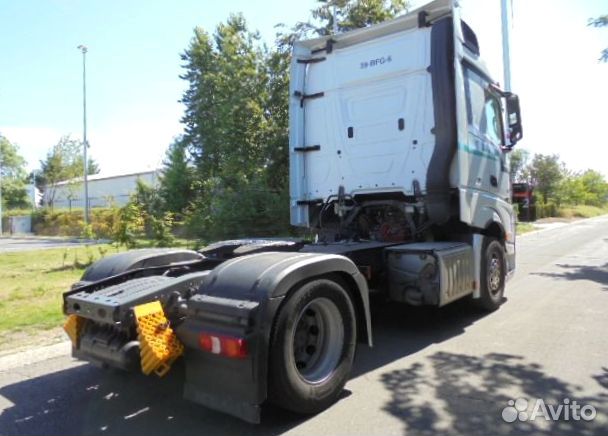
[268,278,357,415]
[475,237,506,311]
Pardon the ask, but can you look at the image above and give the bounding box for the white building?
[43,170,159,209]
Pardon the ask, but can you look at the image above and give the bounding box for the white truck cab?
[289,0,521,286]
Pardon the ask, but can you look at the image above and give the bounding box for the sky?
[0,0,607,177]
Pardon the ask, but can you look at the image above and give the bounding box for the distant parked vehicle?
[512,182,536,221]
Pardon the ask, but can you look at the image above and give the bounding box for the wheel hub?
[291,298,344,384]
[488,253,502,294]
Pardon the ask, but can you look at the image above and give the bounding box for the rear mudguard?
[77,248,204,284]
[176,251,372,423]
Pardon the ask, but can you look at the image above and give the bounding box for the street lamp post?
[77,44,90,225]
[0,149,3,237]
[501,0,512,92]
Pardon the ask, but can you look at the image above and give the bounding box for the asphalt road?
[1,216,607,436]
[0,237,93,253]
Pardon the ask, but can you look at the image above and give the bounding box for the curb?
[0,235,110,244]
[0,341,72,372]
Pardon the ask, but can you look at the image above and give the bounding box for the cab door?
[461,65,508,200]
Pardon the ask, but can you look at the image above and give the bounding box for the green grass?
[557,205,608,219]
[0,244,126,339]
[516,222,538,234]
[0,239,204,345]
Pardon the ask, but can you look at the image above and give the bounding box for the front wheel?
[474,238,506,311]
[268,278,356,415]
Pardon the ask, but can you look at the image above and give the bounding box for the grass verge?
[557,205,608,219]
[0,244,126,347]
[516,222,538,235]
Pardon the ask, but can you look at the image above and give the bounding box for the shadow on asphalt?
[5,299,605,435]
[532,262,608,291]
[0,297,485,436]
[351,297,487,379]
[380,352,608,435]
[594,368,608,391]
[0,360,306,436]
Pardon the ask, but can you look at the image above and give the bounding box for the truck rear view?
[62,0,522,423]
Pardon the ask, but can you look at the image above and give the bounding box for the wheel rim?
[290,297,344,384]
[487,251,503,296]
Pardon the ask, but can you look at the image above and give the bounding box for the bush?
[557,205,608,219]
[111,203,144,248]
[150,212,175,247]
[3,208,34,217]
[80,223,95,240]
[184,179,291,241]
[535,201,558,219]
[108,180,179,248]
[32,207,118,239]
[91,208,119,239]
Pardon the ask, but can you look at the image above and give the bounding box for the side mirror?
[505,93,523,147]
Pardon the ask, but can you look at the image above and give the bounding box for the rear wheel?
[475,237,506,311]
[268,278,356,414]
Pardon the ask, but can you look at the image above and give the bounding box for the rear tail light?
[199,332,248,359]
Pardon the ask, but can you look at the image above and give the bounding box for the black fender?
[80,248,204,283]
[202,250,372,345]
[176,251,372,423]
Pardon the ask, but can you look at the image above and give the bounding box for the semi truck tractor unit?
[62,0,523,423]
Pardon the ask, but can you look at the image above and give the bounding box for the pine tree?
[177,2,412,239]
[159,137,193,213]
[0,134,29,209]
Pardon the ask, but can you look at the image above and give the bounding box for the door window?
[464,67,504,145]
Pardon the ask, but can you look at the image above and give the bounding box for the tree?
[278,0,409,43]
[258,41,290,193]
[114,178,175,247]
[557,169,608,207]
[159,136,194,213]
[37,136,100,208]
[0,134,29,209]
[180,15,291,239]
[558,172,586,206]
[180,15,270,184]
[579,169,608,206]
[528,154,564,204]
[509,149,530,183]
[588,15,608,62]
[178,3,414,239]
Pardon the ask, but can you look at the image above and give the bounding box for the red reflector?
[222,337,248,359]
[199,334,215,353]
[199,333,248,359]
